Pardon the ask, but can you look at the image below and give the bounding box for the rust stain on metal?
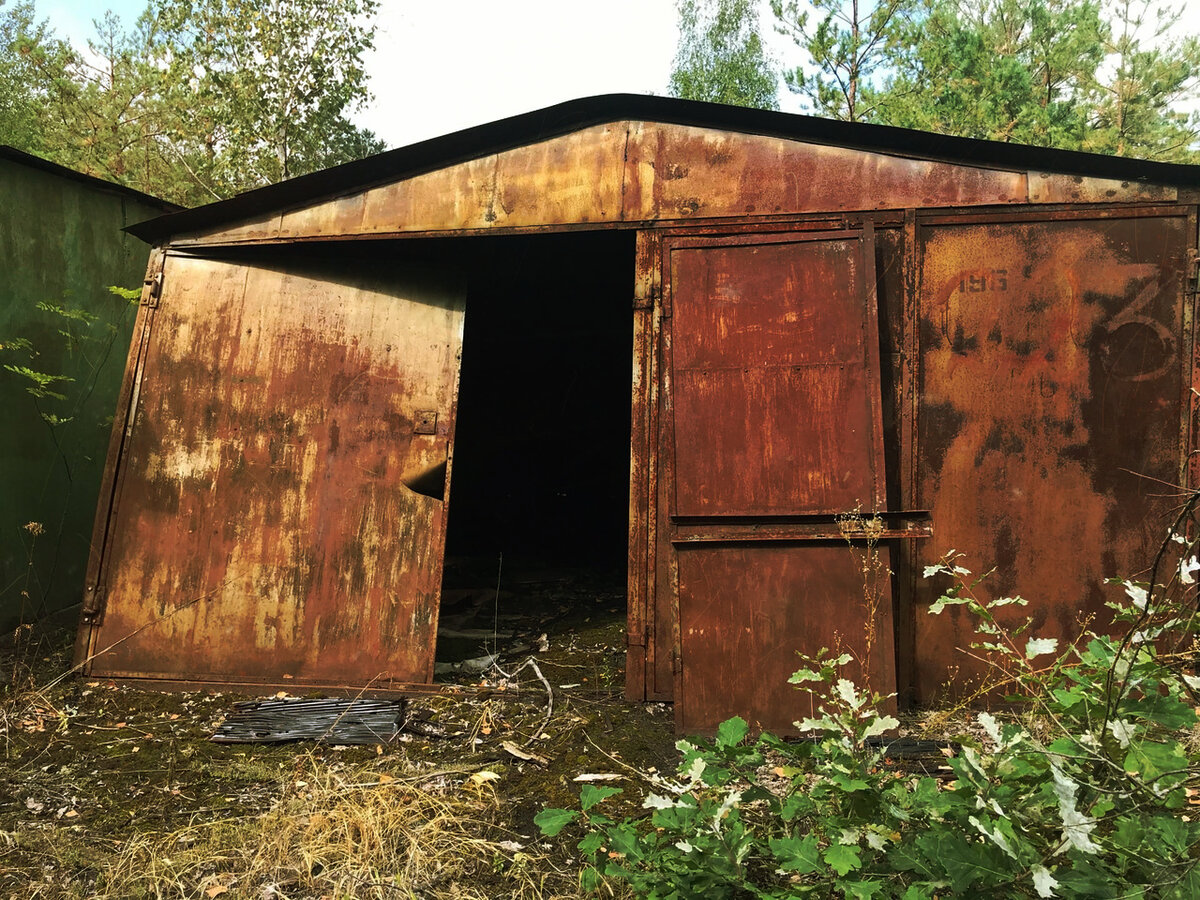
[676,544,896,735]
[626,230,659,701]
[627,124,1028,222]
[80,253,466,688]
[1027,170,1177,204]
[669,231,886,515]
[661,227,896,732]
[162,122,1192,250]
[913,214,1189,701]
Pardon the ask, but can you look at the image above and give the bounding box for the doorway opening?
[437,230,636,672]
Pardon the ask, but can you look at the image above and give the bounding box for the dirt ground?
[0,568,680,899]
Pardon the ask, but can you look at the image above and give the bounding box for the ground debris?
[1,568,671,898]
[500,740,550,766]
[211,698,408,745]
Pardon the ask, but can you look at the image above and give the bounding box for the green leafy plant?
[540,498,1200,898]
[2,287,136,414]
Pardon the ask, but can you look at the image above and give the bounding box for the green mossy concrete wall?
[0,155,168,633]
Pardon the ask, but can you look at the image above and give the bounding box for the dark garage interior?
[444,230,635,571]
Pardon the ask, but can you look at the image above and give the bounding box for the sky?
[33,0,1200,150]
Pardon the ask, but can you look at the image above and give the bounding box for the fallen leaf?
[468,771,501,787]
[205,885,229,898]
[574,773,623,782]
[64,810,78,819]
[378,774,395,784]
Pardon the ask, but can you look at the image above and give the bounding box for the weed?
[540,496,1200,898]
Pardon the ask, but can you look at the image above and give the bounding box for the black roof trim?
[127,93,1200,243]
[1,145,180,213]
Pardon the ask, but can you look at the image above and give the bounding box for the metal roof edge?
[126,93,1200,243]
[1,145,182,215]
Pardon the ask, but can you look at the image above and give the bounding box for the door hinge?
[634,286,663,312]
[80,582,106,624]
[142,271,163,308]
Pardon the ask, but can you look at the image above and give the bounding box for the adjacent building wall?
[0,150,171,633]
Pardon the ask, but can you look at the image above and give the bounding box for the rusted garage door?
[77,251,466,690]
[913,210,1192,702]
[663,228,897,734]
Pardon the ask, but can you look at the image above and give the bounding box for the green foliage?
[2,287,138,418]
[0,0,48,152]
[152,0,385,194]
[15,0,384,206]
[540,505,1200,897]
[108,285,143,302]
[761,0,1199,159]
[1,364,73,401]
[878,0,1109,148]
[669,0,780,110]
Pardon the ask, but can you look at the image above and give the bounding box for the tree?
[876,0,1106,146]
[669,0,780,110]
[18,0,385,206]
[23,11,199,197]
[1085,0,1200,160]
[772,0,919,122]
[769,0,1198,160]
[154,0,385,196]
[0,0,49,152]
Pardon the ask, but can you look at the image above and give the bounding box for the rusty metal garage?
[75,95,1200,733]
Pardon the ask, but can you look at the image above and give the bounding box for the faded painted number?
[958,269,1008,293]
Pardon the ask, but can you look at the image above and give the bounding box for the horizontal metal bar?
[918,204,1185,227]
[100,675,462,698]
[665,228,861,251]
[671,510,931,525]
[671,514,933,544]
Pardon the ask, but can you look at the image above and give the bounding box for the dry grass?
[1,588,663,900]
[23,753,563,899]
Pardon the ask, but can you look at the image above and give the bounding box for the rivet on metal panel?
[414,410,438,434]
